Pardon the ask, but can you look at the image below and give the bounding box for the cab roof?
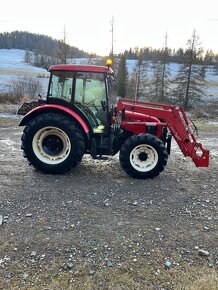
[49,64,113,74]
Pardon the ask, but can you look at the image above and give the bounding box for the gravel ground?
[0,112,217,290]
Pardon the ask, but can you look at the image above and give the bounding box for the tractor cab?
[47,64,116,134]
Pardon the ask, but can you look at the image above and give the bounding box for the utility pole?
[110,16,114,60]
[160,32,168,100]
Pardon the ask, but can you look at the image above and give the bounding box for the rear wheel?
[119,133,168,179]
[21,113,85,173]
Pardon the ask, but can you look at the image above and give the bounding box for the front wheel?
[119,133,168,179]
[21,113,85,173]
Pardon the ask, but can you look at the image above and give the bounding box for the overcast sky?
[0,0,217,55]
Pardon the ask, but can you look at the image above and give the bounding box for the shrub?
[0,76,42,104]
[9,76,42,99]
[191,101,218,119]
[0,92,21,104]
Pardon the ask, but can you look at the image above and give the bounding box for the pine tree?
[204,49,215,64]
[24,50,32,63]
[127,73,137,99]
[149,62,164,102]
[33,50,40,66]
[212,58,218,76]
[171,30,206,109]
[116,54,128,98]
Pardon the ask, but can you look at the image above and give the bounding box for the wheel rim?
[130,144,158,172]
[32,127,71,165]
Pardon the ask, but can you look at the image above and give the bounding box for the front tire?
[21,113,85,173]
[119,133,168,179]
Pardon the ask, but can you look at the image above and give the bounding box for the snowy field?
[0,49,49,94]
[0,49,218,100]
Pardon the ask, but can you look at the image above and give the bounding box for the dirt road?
[0,114,217,289]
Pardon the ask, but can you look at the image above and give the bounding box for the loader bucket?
[192,144,209,167]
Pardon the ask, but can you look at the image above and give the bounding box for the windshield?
[48,71,107,105]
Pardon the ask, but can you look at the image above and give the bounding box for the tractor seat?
[93,124,105,133]
[95,109,108,126]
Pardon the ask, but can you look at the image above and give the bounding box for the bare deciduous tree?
[127,52,150,101]
[9,76,42,101]
[57,26,69,64]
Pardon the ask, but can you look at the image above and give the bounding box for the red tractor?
[19,61,209,179]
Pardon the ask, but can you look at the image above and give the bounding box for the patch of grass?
[0,92,32,105]
[191,118,218,132]
[2,259,217,290]
[41,266,218,290]
[176,267,218,290]
[191,101,218,120]
[0,116,21,127]
[207,80,218,87]
[0,92,20,104]
[0,69,36,76]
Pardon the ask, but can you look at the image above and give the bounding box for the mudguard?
[19,104,90,134]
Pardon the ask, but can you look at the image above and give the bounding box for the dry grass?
[0,68,42,77]
[37,266,218,290]
[0,91,32,105]
[207,79,218,87]
[176,267,218,290]
[2,260,217,290]
[0,103,20,113]
[191,106,218,120]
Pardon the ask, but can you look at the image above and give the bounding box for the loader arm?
[116,98,209,167]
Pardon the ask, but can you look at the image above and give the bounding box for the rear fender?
[20,104,88,131]
[19,104,90,142]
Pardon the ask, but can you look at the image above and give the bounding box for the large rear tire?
[21,113,85,173]
[119,133,168,179]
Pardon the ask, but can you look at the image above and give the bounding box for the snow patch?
[0,138,17,151]
[0,49,49,94]
[208,121,218,125]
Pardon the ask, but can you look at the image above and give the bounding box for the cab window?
[74,72,106,108]
[48,71,73,101]
[74,72,108,130]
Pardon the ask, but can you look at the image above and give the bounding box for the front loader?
[19,61,209,179]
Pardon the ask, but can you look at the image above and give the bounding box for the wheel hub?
[138,152,148,161]
[42,134,64,156]
[130,144,158,172]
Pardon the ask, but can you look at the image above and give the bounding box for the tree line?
[1,30,218,66]
[0,31,93,67]
[115,31,217,110]
[119,46,218,65]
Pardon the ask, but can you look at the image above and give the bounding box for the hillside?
[0,31,91,58]
[0,49,49,94]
